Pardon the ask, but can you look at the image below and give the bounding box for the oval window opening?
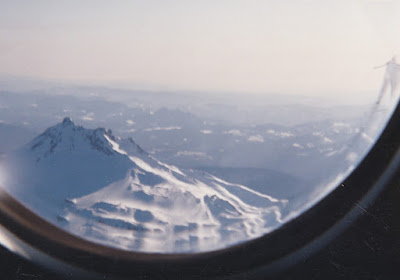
[0,1,399,254]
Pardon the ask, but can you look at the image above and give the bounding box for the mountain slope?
[1,118,287,253]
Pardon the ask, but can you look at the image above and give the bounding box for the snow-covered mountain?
[1,118,287,253]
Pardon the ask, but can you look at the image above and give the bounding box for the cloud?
[248,135,264,143]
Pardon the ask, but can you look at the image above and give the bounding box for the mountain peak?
[25,119,148,162]
[62,117,74,127]
[28,119,119,159]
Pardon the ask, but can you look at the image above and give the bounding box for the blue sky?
[0,0,399,100]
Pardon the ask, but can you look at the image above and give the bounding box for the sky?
[0,0,400,101]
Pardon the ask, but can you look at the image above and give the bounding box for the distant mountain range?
[1,118,288,253]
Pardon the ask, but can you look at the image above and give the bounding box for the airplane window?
[0,0,399,271]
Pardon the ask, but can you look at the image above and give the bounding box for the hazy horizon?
[0,73,381,106]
